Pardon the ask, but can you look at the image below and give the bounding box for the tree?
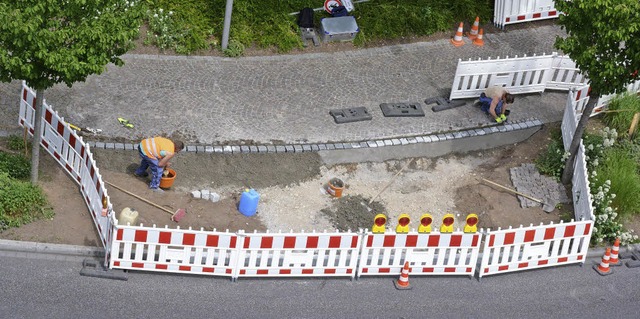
[0,0,143,184]
[555,0,640,184]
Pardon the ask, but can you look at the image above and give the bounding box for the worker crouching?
[134,137,184,193]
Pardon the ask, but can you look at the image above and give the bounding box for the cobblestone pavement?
[510,163,571,209]
[0,25,567,145]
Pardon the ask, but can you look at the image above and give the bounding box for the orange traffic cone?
[450,22,465,47]
[473,29,485,46]
[593,248,613,276]
[394,261,412,290]
[468,16,480,40]
[610,238,622,266]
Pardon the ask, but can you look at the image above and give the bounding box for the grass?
[602,94,640,138]
[535,128,565,180]
[142,0,494,54]
[595,147,640,218]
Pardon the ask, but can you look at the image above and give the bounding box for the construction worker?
[134,137,184,192]
[477,86,515,123]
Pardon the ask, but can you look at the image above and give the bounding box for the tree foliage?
[0,0,143,90]
[554,0,640,184]
[555,0,640,97]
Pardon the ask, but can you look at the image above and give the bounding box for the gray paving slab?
[0,25,568,146]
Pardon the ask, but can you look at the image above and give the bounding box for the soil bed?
[1,123,580,246]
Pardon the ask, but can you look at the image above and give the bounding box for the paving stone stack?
[510,163,570,209]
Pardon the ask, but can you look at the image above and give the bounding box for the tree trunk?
[29,89,44,184]
[561,91,598,184]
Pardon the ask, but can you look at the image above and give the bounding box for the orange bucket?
[327,178,344,198]
[159,168,176,189]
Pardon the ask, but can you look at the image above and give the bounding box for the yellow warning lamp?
[464,214,478,233]
[440,214,455,233]
[372,214,387,234]
[395,213,411,233]
[418,214,432,233]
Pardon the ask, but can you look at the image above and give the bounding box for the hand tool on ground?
[362,158,415,212]
[68,123,102,135]
[117,117,134,129]
[479,177,556,213]
[105,181,186,222]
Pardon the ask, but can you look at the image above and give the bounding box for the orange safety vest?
[140,137,174,160]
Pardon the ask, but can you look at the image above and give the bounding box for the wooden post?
[628,112,640,139]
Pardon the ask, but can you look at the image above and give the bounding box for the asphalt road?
[1,252,638,318]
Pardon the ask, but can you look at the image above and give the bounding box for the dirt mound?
[320,195,386,232]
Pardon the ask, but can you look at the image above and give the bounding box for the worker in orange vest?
[134,137,184,192]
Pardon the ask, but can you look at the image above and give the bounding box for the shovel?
[105,181,187,222]
[479,178,556,213]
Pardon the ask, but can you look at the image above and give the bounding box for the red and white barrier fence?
[494,0,559,29]
[236,231,361,279]
[479,220,592,278]
[18,82,113,252]
[357,232,481,278]
[110,223,239,277]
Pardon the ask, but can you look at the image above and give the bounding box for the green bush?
[0,173,53,231]
[0,151,31,180]
[535,129,565,179]
[223,39,245,57]
[595,147,640,218]
[7,135,29,152]
[603,94,640,138]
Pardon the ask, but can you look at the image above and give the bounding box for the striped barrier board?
[236,231,361,279]
[110,225,239,277]
[479,220,593,278]
[19,82,112,250]
[357,232,481,278]
[494,0,559,29]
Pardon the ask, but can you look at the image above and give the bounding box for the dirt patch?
[1,122,596,246]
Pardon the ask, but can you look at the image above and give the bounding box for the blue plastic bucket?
[238,189,260,217]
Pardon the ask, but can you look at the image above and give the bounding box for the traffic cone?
[394,261,412,290]
[468,16,480,40]
[609,238,622,266]
[593,248,613,276]
[450,22,465,47]
[472,29,485,46]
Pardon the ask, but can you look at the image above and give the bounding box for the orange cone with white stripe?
[473,29,485,46]
[450,22,465,47]
[394,261,412,290]
[593,248,613,276]
[610,238,622,266]
[468,16,480,40]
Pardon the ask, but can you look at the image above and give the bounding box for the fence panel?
[594,80,640,116]
[110,224,239,277]
[572,144,594,221]
[18,82,113,251]
[494,0,559,29]
[561,85,591,149]
[547,56,587,90]
[449,53,570,100]
[357,232,481,278]
[236,231,361,279]
[479,220,592,278]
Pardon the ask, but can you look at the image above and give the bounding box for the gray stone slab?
[276,145,286,153]
[240,146,250,153]
[205,146,214,153]
[196,145,205,153]
[391,138,401,145]
[376,140,385,147]
[311,144,320,151]
[214,146,224,153]
[249,146,258,153]
[415,136,424,143]
[105,143,115,149]
[318,144,328,150]
[115,143,125,150]
[285,145,295,152]
[367,141,377,148]
[302,145,312,152]
[445,133,454,140]
[326,144,336,150]
[231,146,241,153]
[266,145,276,153]
[125,143,134,150]
[293,145,303,152]
[334,143,345,149]
[96,142,105,149]
[360,142,369,148]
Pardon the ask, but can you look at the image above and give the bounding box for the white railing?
[479,220,592,278]
[449,53,587,100]
[572,145,594,221]
[19,82,114,264]
[494,0,559,29]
